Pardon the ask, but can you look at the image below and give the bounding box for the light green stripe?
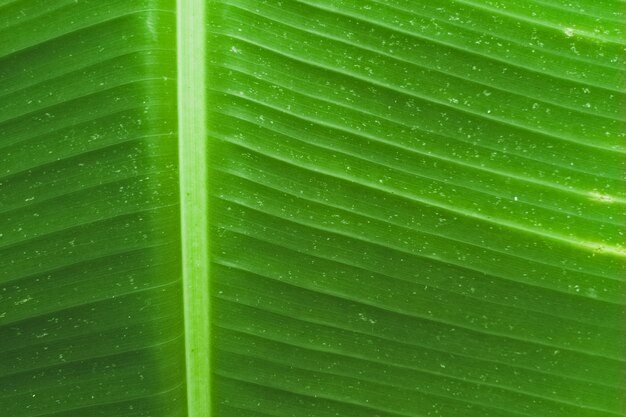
[177,0,210,415]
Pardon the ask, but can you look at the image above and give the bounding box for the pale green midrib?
[178,0,210,416]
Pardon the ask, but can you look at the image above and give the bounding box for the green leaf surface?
[1,0,625,416]
[0,1,186,416]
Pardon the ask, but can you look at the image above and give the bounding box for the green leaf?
[1,0,624,416]
[0,1,186,415]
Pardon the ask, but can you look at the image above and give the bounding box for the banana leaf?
[0,0,624,416]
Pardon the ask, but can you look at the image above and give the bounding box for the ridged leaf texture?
[0,0,624,416]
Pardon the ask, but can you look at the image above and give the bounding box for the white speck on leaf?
[14,296,33,305]
[589,191,614,203]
